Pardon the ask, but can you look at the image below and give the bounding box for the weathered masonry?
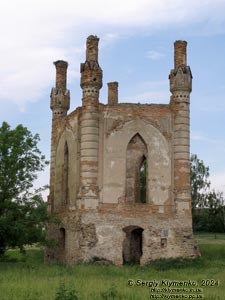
[45,35,199,265]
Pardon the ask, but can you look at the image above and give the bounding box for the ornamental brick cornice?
[169,66,192,93]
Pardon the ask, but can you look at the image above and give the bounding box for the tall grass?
[0,234,224,300]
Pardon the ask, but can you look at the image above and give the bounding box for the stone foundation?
[45,206,198,265]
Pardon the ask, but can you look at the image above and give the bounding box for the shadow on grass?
[145,244,225,272]
[0,248,43,264]
[148,257,205,271]
[1,243,225,272]
[200,244,225,260]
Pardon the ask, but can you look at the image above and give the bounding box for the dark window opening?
[123,226,144,264]
[126,133,148,203]
[62,142,69,205]
[139,156,147,203]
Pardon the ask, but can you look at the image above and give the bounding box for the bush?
[100,286,121,300]
[55,282,79,300]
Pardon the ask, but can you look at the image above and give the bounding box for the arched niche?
[54,129,78,210]
[103,119,171,205]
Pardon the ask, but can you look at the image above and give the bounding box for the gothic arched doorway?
[122,226,144,264]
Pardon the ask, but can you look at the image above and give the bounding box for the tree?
[0,121,49,254]
[190,154,225,233]
[206,190,225,233]
[190,154,210,209]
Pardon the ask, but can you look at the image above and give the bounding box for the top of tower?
[86,35,100,62]
[54,60,68,68]
[80,35,103,92]
[169,40,192,93]
[87,35,99,41]
[174,40,187,45]
[174,40,187,69]
[53,60,69,91]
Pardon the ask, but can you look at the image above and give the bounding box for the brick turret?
[169,41,192,215]
[50,61,70,117]
[78,35,103,209]
[49,60,70,212]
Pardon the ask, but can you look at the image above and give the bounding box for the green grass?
[194,232,225,244]
[0,234,225,300]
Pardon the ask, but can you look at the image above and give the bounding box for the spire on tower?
[50,60,70,117]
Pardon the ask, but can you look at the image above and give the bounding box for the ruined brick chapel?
[46,35,199,265]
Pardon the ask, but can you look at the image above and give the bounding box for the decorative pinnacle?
[86,35,99,62]
[54,60,68,91]
[108,82,119,105]
[80,35,103,93]
[174,40,187,69]
[51,60,70,115]
[169,40,192,93]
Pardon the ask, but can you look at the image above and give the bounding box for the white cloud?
[210,171,225,195]
[33,168,50,201]
[121,91,169,104]
[191,133,225,148]
[140,80,168,89]
[120,79,169,103]
[100,33,120,48]
[191,132,207,141]
[1,0,225,109]
[146,50,165,61]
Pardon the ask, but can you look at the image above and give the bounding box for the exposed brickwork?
[174,40,187,69]
[78,36,103,207]
[54,60,68,91]
[49,61,70,213]
[108,82,118,105]
[45,36,199,265]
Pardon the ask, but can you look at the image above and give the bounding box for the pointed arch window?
[126,133,148,203]
[62,142,69,205]
[139,156,147,203]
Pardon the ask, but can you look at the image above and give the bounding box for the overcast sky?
[1,0,225,196]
